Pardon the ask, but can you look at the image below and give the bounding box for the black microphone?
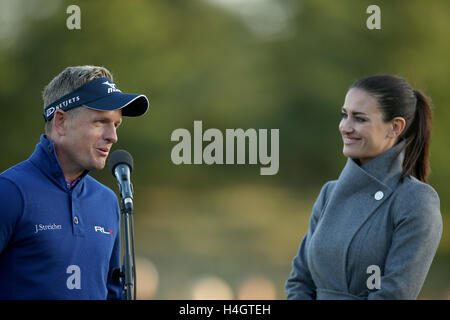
[108,149,134,211]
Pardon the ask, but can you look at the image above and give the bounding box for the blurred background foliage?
[0,0,449,299]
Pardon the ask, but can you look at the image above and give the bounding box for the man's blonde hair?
[42,65,113,135]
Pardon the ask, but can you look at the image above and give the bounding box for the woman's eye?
[356,117,366,123]
[341,112,347,119]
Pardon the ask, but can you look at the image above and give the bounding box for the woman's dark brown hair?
[350,74,432,183]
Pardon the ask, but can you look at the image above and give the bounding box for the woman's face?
[339,88,400,164]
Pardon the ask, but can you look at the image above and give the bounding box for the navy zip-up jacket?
[0,135,122,299]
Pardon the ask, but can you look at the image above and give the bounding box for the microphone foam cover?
[108,149,134,175]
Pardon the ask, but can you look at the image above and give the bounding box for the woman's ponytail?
[401,89,432,183]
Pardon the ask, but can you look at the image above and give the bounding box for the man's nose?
[104,124,118,144]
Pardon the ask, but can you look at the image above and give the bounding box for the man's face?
[59,107,122,174]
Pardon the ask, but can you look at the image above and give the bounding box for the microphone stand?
[114,196,137,300]
[121,198,136,300]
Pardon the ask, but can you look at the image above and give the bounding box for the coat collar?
[310,141,406,291]
[342,139,406,192]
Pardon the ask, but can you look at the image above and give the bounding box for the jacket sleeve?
[285,181,333,299]
[107,201,124,300]
[0,177,24,254]
[368,183,443,300]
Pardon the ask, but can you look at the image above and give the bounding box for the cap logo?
[46,107,55,117]
[45,96,80,119]
[103,81,122,93]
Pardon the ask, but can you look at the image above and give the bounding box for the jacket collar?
[331,140,406,205]
[29,134,89,191]
[359,139,405,189]
[343,140,405,189]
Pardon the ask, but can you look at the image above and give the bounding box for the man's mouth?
[96,147,110,156]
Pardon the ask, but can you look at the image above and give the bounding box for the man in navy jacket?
[0,66,149,299]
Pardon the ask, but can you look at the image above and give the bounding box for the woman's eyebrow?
[341,107,368,116]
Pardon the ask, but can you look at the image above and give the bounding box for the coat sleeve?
[368,182,443,300]
[0,177,24,254]
[285,181,333,299]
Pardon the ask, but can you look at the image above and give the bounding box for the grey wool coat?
[285,141,443,299]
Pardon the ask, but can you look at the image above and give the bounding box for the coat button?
[73,216,79,225]
[374,191,384,200]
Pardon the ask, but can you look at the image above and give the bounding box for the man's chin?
[97,162,107,171]
[87,159,107,171]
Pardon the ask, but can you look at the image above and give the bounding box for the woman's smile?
[343,136,361,145]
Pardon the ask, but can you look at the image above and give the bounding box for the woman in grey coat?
[285,75,443,300]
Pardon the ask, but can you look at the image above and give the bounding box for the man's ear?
[53,110,69,137]
[387,116,406,139]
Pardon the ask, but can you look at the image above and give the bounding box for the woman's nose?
[339,118,354,134]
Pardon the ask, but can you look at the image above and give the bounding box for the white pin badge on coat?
[374,191,384,201]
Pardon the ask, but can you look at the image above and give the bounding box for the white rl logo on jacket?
[94,226,113,235]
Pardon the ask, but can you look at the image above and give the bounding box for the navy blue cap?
[43,77,149,122]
